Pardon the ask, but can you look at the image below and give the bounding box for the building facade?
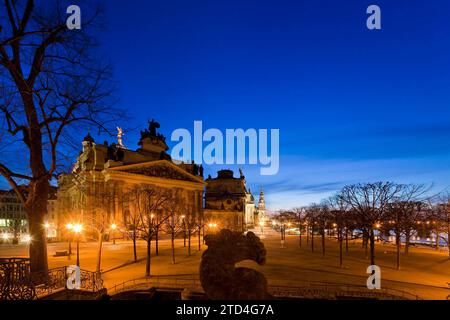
[0,186,59,243]
[57,120,205,240]
[204,169,256,232]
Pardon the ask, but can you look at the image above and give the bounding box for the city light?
[44,222,50,229]
[2,233,9,240]
[22,234,31,243]
[73,224,83,234]
[66,223,73,230]
[111,223,117,230]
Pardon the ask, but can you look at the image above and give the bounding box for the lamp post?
[66,223,73,259]
[111,223,117,245]
[73,223,83,267]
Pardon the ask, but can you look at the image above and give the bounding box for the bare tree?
[136,186,170,277]
[124,187,143,263]
[305,204,322,252]
[338,182,404,265]
[326,195,349,267]
[292,207,306,247]
[164,194,185,264]
[0,0,121,274]
[431,193,450,259]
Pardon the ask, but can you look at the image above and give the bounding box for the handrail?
[106,276,421,300]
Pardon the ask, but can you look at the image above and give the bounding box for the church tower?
[257,188,266,224]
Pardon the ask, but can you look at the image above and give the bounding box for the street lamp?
[72,223,83,267]
[111,223,117,245]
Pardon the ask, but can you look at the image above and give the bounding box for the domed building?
[57,120,205,239]
[204,169,256,232]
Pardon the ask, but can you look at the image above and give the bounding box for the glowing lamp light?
[181,215,185,219]
[150,214,155,219]
[111,223,117,230]
[375,223,381,228]
[272,221,277,226]
[2,233,9,240]
[23,234,32,243]
[66,223,73,230]
[73,224,83,234]
[287,222,292,227]
[44,222,50,229]
[259,221,265,226]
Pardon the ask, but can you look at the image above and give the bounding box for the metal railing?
[108,276,203,295]
[107,276,421,300]
[0,258,104,300]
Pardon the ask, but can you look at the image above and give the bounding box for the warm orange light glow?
[73,224,83,233]
[111,223,117,230]
[66,223,73,230]
[44,222,50,229]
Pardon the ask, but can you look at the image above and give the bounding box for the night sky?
[3,0,450,210]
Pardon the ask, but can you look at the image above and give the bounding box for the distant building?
[204,169,256,232]
[0,189,27,242]
[256,188,267,225]
[0,186,59,242]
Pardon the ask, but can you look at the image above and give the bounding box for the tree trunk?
[405,234,410,255]
[369,228,376,266]
[96,233,103,273]
[299,228,302,248]
[396,229,401,270]
[155,228,159,256]
[306,225,309,245]
[133,233,137,262]
[198,227,201,250]
[26,177,49,275]
[171,232,175,264]
[145,238,152,277]
[345,227,349,253]
[311,225,314,252]
[188,230,191,256]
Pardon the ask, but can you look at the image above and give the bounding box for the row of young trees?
[275,182,450,270]
[87,184,205,277]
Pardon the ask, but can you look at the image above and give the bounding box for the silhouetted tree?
[0,0,121,274]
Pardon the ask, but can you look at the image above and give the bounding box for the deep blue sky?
[4,0,450,210]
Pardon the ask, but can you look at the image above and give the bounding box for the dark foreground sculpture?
[200,229,271,300]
